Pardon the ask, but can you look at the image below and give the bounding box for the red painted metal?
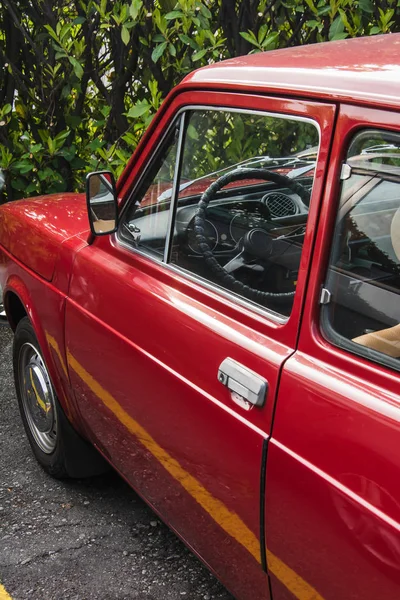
[265,104,400,599]
[183,34,400,110]
[0,192,88,281]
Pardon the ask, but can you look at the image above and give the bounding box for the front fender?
[3,268,83,433]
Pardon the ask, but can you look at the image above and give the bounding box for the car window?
[121,107,320,318]
[119,117,182,257]
[321,129,400,370]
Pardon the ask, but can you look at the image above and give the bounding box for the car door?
[65,91,335,600]
[266,105,400,600]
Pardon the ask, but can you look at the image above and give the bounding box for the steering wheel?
[193,167,310,303]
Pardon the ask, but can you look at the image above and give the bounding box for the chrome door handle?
[217,358,268,408]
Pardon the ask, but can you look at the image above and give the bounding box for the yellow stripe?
[67,349,324,600]
[45,332,69,380]
[0,583,12,600]
[266,553,324,600]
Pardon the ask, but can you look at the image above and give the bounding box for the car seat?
[352,206,400,358]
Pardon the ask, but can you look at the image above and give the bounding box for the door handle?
[217,358,268,409]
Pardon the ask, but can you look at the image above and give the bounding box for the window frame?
[116,100,323,326]
[320,126,400,373]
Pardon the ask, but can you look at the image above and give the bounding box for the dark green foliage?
[0,0,399,202]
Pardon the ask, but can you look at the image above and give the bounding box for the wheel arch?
[4,275,81,431]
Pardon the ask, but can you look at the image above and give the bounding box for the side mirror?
[86,171,118,236]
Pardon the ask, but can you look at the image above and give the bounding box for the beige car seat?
[352,206,400,358]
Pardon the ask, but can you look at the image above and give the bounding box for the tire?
[13,317,109,478]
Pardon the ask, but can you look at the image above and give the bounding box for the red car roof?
[182,34,400,109]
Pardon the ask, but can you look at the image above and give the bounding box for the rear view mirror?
[86,171,118,236]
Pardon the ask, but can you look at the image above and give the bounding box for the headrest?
[391,206,400,261]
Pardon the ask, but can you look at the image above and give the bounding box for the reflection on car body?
[1,34,400,600]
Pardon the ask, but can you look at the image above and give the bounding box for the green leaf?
[59,146,77,161]
[358,0,373,12]
[29,143,43,153]
[239,31,259,46]
[165,10,184,20]
[69,57,84,79]
[192,48,207,61]
[73,16,86,25]
[370,25,381,34]
[304,0,318,15]
[262,32,279,49]
[330,32,349,40]
[151,41,168,63]
[130,0,143,20]
[121,25,130,45]
[179,34,198,50]
[258,24,268,44]
[47,137,56,155]
[169,43,176,57]
[200,4,212,19]
[66,115,82,129]
[87,139,104,151]
[338,9,353,34]
[317,5,331,16]
[44,24,59,43]
[126,103,150,118]
[329,15,344,40]
[54,129,70,143]
[70,156,86,169]
[11,178,28,191]
[25,182,38,194]
[12,161,34,174]
[59,23,72,42]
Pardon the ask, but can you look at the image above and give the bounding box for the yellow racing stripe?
[67,349,324,600]
[45,332,69,380]
[0,583,12,600]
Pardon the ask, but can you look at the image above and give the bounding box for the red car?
[1,34,400,600]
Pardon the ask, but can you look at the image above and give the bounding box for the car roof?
[182,34,400,109]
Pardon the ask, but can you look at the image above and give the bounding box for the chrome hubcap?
[19,343,57,454]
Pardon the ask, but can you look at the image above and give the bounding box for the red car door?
[266,105,400,599]
[65,91,335,600]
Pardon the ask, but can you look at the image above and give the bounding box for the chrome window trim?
[164,112,187,263]
[117,105,321,223]
[115,104,321,324]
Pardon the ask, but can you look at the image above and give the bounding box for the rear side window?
[321,129,400,370]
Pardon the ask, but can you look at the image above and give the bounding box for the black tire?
[13,317,109,478]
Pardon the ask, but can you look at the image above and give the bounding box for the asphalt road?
[0,324,233,600]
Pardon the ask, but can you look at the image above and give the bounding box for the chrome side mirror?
[86,171,118,236]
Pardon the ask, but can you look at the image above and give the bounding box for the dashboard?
[175,186,309,256]
[119,178,312,311]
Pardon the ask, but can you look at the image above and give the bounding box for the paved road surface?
[0,324,233,600]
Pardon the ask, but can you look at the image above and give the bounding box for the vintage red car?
[1,34,400,600]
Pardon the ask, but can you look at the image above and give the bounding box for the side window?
[171,109,319,317]
[321,129,400,369]
[121,108,320,318]
[119,117,182,257]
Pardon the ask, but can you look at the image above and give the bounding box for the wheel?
[194,167,310,304]
[13,317,108,478]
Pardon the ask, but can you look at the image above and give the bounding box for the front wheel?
[13,317,108,478]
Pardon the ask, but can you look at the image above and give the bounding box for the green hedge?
[0,0,399,202]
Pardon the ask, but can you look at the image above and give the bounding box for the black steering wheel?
[193,167,310,303]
